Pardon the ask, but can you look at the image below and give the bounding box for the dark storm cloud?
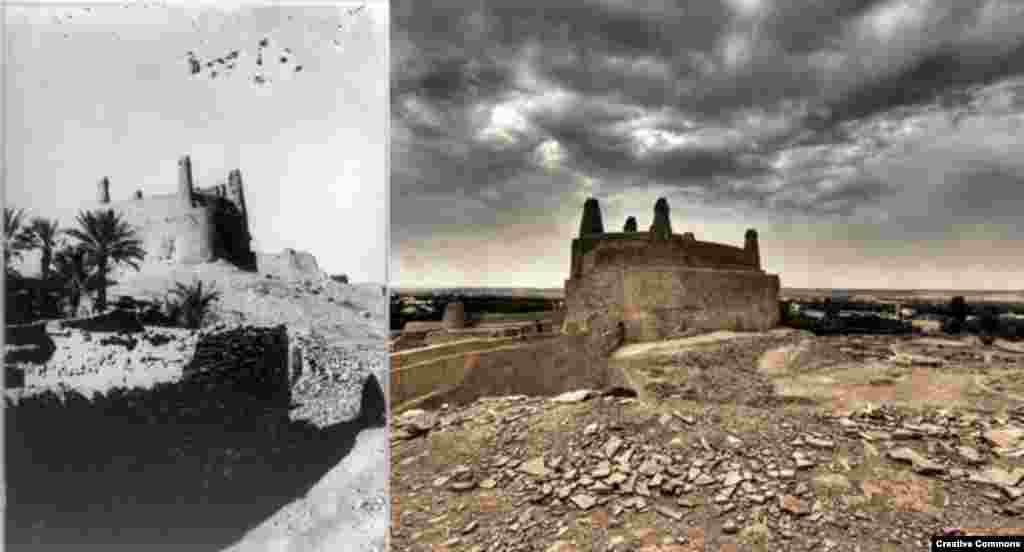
[393,0,1024,238]
[758,0,888,54]
[820,42,1024,128]
[393,56,516,106]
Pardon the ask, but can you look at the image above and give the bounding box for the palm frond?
[27,217,60,247]
[166,279,221,329]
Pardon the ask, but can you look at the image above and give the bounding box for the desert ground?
[391,320,1024,551]
[5,259,389,552]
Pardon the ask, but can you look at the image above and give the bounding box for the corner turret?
[745,228,760,269]
[579,198,604,237]
[178,155,194,207]
[227,168,253,266]
[97,177,111,203]
[649,197,672,240]
[228,169,247,217]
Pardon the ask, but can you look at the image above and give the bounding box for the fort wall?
[564,197,781,342]
[79,155,254,268]
[566,266,780,342]
[79,195,217,265]
[391,334,629,410]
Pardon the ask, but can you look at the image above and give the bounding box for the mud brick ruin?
[563,197,780,342]
[88,155,255,268]
[182,325,292,401]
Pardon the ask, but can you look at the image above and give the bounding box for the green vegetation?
[25,217,61,280]
[3,207,32,272]
[164,280,221,329]
[64,208,146,313]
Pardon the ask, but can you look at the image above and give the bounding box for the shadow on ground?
[6,373,386,551]
[4,323,57,365]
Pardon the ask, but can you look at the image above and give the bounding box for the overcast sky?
[392,0,1024,290]
[5,0,387,284]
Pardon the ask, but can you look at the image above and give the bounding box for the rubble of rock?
[289,329,386,426]
[5,322,199,398]
[182,325,291,400]
[391,335,1024,552]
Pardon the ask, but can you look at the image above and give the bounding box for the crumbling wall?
[256,249,325,282]
[391,335,629,408]
[183,325,291,401]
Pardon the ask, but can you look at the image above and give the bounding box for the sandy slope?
[226,426,389,552]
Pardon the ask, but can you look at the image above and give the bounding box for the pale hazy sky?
[5,0,388,284]
[393,0,1024,290]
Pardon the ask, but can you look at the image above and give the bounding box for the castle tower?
[178,155,195,207]
[442,301,467,330]
[97,177,111,203]
[579,198,604,237]
[623,216,638,232]
[227,168,254,267]
[228,169,248,219]
[745,229,761,269]
[650,197,672,240]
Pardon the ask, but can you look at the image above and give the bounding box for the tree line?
[4,206,219,328]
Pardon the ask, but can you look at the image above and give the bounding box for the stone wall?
[564,197,781,343]
[391,335,629,409]
[390,337,526,372]
[573,234,757,277]
[566,266,780,342]
[80,196,218,265]
[74,156,254,268]
[256,249,326,282]
[183,325,291,401]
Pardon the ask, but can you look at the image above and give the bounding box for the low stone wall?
[390,337,525,372]
[393,334,630,410]
[566,266,780,343]
[392,314,630,409]
[183,325,291,401]
[256,249,325,283]
[422,322,551,345]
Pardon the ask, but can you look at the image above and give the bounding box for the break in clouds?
[392,0,1024,289]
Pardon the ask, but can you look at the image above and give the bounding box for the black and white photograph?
[3,1,389,550]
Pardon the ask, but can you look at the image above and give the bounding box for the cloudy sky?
[393,0,1024,290]
[5,0,387,284]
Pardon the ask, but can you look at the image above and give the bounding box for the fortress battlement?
[564,197,780,343]
[84,155,254,268]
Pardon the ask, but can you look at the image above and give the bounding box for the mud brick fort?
[87,155,255,268]
[563,197,780,342]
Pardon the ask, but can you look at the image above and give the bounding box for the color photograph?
[389,1,1024,550]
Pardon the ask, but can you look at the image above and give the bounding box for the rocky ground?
[391,330,1024,552]
[4,259,389,552]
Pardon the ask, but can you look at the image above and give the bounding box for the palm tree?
[26,217,61,280]
[52,244,95,317]
[165,280,221,329]
[3,207,32,272]
[63,208,145,313]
